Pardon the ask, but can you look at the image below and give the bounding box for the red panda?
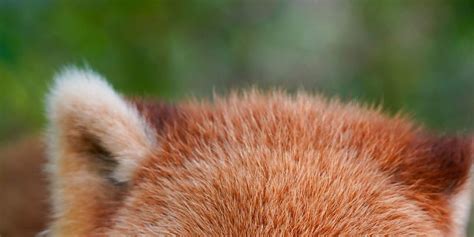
[5,67,474,236]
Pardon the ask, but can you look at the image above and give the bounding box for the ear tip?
[46,66,116,117]
[51,66,110,96]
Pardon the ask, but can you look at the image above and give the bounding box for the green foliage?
[0,0,473,144]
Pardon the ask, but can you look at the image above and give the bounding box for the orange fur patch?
[47,88,473,236]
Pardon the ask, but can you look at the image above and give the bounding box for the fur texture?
[44,68,473,236]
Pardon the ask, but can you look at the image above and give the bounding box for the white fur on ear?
[450,178,472,237]
[47,67,156,182]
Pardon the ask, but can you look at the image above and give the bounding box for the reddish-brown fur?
[46,87,473,236]
[0,136,49,237]
[127,92,472,235]
[1,68,472,236]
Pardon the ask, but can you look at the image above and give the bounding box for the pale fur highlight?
[451,178,472,237]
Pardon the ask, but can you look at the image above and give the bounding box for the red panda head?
[45,68,473,236]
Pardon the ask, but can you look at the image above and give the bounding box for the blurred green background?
[1,0,473,144]
[0,0,473,234]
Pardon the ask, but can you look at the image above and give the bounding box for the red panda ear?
[46,68,157,235]
[403,135,473,194]
[430,135,474,234]
[397,133,472,234]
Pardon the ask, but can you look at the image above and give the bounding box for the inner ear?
[82,134,123,185]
